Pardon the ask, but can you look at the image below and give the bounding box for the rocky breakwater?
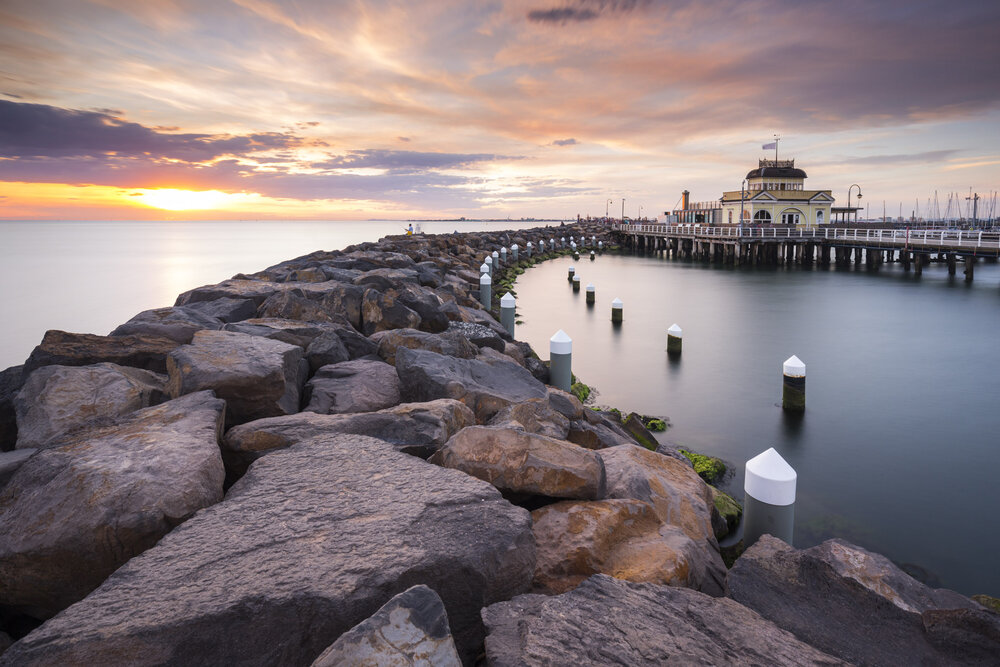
[1,222,998,665]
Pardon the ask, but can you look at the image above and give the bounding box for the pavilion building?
[719,159,834,227]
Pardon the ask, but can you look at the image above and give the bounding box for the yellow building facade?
[720,159,834,227]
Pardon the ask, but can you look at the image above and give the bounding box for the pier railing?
[611,224,1000,250]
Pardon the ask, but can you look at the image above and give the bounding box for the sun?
[133,188,246,211]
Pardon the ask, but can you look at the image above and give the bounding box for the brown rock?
[23,330,180,376]
[487,398,570,440]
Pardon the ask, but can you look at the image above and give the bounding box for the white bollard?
[572,274,581,292]
[611,297,623,324]
[550,329,572,392]
[591,235,597,246]
[586,283,595,305]
[743,447,797,548]
[480,261,490,277]
[479,273,492,309]
[500,292,516,336]
[782,355,806,411]
[561,236,566,248]
[590,250,595,261]
[511,244,519,262]
[492,250,500,270]
[539,240,546,253]
[568,265,576,282]
[526,241,533,257]
[484,255,493,276]
[598,240,604,252]
[500,247,507,265]
[667,323,683,355]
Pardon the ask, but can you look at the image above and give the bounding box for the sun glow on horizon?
[134,188,253,211]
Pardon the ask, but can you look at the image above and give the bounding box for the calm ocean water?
[3,221,998,596]
[0,219,546,370]
[514,251,1000,596]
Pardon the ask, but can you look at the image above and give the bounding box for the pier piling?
[611,297,623,324]
[666,324,682,355]
[550,330,573,393]
[585,283,595,305]
[743,447,797,549]
[782,355,806,412]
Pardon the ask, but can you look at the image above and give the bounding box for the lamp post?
[739,178,747,236]
[606,198,613,220]
[621,198,625,223]
[848,184,862,223]
[638,204,643,221]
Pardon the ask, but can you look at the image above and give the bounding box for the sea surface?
[3,220,998,597]
[0,219,546,369]
[514,250,1000,597]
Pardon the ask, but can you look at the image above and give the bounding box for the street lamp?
[638,204,643,220]
[606,199,613,219]
[621,198,626,223]
[847,184,862,223]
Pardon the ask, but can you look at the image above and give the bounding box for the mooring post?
[500,292,515,336]
[511,244,519,262]
[525,241,533,257]
[743,447,797,548]
[782,355,806,412]
[549,329,573,392]
[590,250,595,261]
[500,247,507,265]
[568,265,575,282]
[479,272,492,309]
[598,240,604,252]
[539,240,546,253]
[591,235,597,247]
[611,297,623,324]
[667,323,683,355]
[479,261,489,278]
[484,255,493,276]
[561,236,566,249]
[572,274,581,292]
[965,257,975,283]
[492,250,500,270]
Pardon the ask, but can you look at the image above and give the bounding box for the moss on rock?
[711,487,743,538]
[679,449,727,484]
[644,418,667,432]
[570,381,591,404]
[973,594,1000,614]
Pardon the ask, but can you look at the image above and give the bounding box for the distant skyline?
[1,0,998,221]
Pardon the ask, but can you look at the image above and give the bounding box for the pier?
[612,223,1000,281]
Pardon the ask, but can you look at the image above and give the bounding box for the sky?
[1,0,998,221]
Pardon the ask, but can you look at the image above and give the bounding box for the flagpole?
[774,134,779,163]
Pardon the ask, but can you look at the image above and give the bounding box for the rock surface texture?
[1,434,534,666]
[728,535,1000,666]
[310,585,461,667]
[0,391,225,619]
[482,574,846,666]
[302,358,401,414]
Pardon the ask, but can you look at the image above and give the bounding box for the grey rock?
[488,398,570,440]
[0,448,35,488]
[394,284,450,333]
[0,391,224,619]
[319,266,363,283]
[255,289,340,323]
[317,282,366,330]
[445,321,506,352]
[303,359,401,414]
[567,419,632,449]
[728,536,1000,666]
[14,363,167,450]
[0,365,24,452]
[23,330,180,376]
[370,328,478,366]
[303,332,350,371]
[223,317,345,349]
[352,267,419,291]
[183,296,258,323]
[222,399,477,475]
[396,347,546,422]
[482,574,846,666]
[174,278,283,309]
[360,288,422,335]
[546,387,584,420]
[110,306,224,343]
[167,330,307,426]
[310,585,461,667]
[430,426,606,500]
[1,435,534,665]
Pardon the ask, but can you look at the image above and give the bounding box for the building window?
[728,211,733,223]
[753,210,771,223]
[816,210,824,224]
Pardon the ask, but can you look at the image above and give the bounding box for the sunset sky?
[1,0,998,221]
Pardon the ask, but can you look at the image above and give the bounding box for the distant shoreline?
[404,218,570,223]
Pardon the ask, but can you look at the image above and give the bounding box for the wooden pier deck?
[611,223,1000,281]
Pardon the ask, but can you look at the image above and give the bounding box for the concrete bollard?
[743,447,797,548]
[479,273,492,309]
[511,244,519,262]
[611,297,623,324]
[561,237,566,249]
[666,324,682,355]
[782,355,806,412]
[572,274,581,292]
[568,265,575,282]
[500,247,507,265]
[479,261,490,278]
[539,240,546,253]
[591,235,597,246]
[526,242,533,257]
[598,240,604,252]
[549,330,573,392]
[573,252,580,261]
[590,250,595,261]
[586,283,595,305]
[500,292,516,336]
[550,238,555,250]
[570,241,576,251]
[492,250,500,270]
[484,255,493,276]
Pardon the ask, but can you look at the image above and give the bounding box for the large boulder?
[109,306,224,343]
[167,330,307,426]
[370,328,478,366]
[0,391,225,620]
[1,435,535,665]
[182,296,258,323]
[0,449,35,488]
[728,536,1000,666]
[487,398,570,440]
[174,278,283,309]
[23,330,181,376]
[482,574,845,666]
[14,363,167,450]
[302,359,401,414]
[429,426,606,500]
[255,289,340,323]
[0,366,24,452]
[360,288,422,335]
[222,399,476,476]
[532,499,722,595]
[445,321,507,352]
[310,585,461,667]
[395,347,547,422]
[566,419,632,449]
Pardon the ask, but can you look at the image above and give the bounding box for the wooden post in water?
[965,257,975,283]
[782,355,806,412]
[743,447,797,548]
[567,265,575,282]
[549,330,572,392]
[666,324,682,355]
[611,297,623,324]
[586,283,595,305]
[572,274,581,292]
[500,292,515,336]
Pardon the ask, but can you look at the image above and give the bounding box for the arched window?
[816,210,824,225]
[728,211,733,223]
[741,209,750,221]
[753,210,771,223]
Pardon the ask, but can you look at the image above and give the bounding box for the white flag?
[762,142,777,150]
